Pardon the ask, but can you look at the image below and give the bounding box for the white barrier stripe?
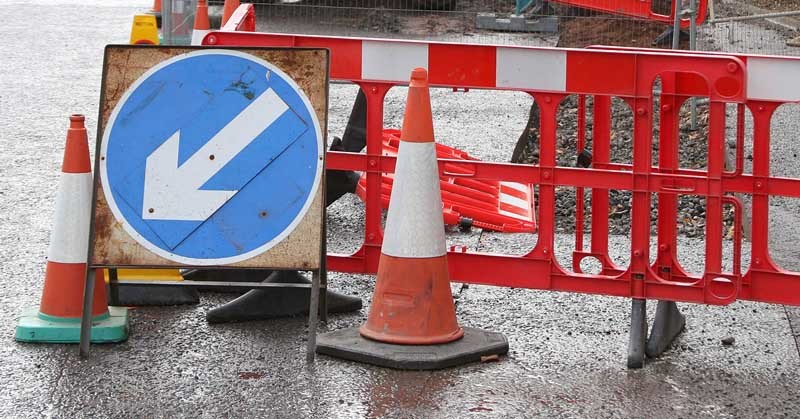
[747,57,800,102]
[382,141,447,258]
[500,181,530,195]
[48,173,92,264]
[499,191,531,211]
[362,40,429,82]
[496,48,567,92]
[191,29,210,46]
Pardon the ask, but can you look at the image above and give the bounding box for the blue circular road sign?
[100,50,323,265]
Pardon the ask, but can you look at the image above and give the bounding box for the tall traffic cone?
[15,115,128,343]
[221,0,240,27]
[191,0,211,45]
[316,69,508,369]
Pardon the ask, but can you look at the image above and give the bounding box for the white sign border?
[99,49,324,266]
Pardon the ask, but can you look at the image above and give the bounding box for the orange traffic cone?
[152,0,161,14]
[15,115,129,343]
[359,68,463,345]
[191,0,211,45]
[221,0,240,27]
[316,69,508,369]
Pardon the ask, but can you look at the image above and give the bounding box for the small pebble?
[721,336,735,346]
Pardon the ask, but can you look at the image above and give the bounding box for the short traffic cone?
[221,0,240,27]
[191,0,211,45]
[15,115,128,343]
[316,69,508,369]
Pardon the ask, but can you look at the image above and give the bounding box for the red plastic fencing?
[202,30,800,307]
[355,129,537,233]
[550,0,708,27]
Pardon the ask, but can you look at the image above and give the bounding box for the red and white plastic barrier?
[205,30,800,308]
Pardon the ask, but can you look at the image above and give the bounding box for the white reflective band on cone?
[381,141,447,258]
[48,173,92,264]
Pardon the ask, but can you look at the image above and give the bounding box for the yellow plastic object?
[104,269,184,283]
[129,14,159,45]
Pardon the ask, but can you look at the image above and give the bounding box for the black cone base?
[206,270,362,324]
[108,284,199,306]
[646,300,686,358]
[316,327,508,370]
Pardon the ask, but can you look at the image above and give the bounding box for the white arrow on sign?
[142,88,289,221]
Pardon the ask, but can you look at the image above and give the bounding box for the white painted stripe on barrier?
[382,141,447,258]
[362,40,429,82]
[499,190,530,211]
[191,29,210,46]
[500,181,529,195]
[496,48,567,92]
[748,57,800,102]
[48,173,92,264]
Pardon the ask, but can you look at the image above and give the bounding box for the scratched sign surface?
[92,47,328,268]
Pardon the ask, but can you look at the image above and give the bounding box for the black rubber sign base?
[316,327,509,370]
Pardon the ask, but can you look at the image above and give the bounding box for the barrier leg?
[627,299,647,369]
[340,89,367,152]
[645,300,685,357]
[327,88,367,204]
[646,76,686,359]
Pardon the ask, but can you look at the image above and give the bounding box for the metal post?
[671,0,682,50]
[306,269,321,363]
[78,269,96,357]
[162,0,173,45]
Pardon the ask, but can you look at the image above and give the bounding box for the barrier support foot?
[205,270,361,323]
[645,300,685,358]
[627,299,647,369]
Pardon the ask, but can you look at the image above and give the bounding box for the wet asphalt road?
[2,1,800,418]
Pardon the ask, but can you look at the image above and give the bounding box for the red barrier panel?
[355,129,537,233]
[584,45,800,305]
[204,30,800,308]
[550,0,708,28]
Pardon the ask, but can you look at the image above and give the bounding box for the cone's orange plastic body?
[359,68,464,345]
[359,255,463,344]
[62,115,91,173]
[152,0,161,13]
[398,68,435,144]
[40,266,108,318]
[194,0,210,30]
[222,0,240,26]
